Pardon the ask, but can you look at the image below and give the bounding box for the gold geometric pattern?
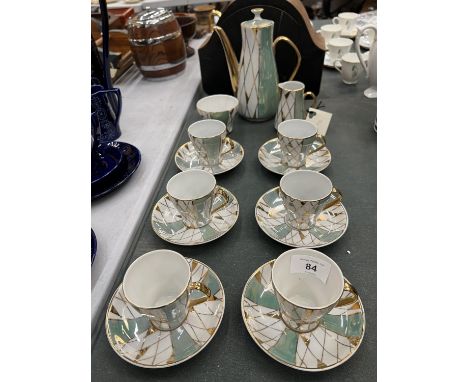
[106,258,225,368]
[175,140,244,175]
[258,138,331,175]
[274,89,299,128]
[151,187,239,246]
[255,187,348,248]
[241,260,365,372]
[238,26,261,119]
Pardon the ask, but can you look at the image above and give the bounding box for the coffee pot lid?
[128,7,175,28]
[242,8,273,29]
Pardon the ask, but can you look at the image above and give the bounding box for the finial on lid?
[251,8,264,20]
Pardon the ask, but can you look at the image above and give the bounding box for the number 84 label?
[289,255,332,284]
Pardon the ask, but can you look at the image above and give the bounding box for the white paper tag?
[306,108,333,136]
[290,255,331,284]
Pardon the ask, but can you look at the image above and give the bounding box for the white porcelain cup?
[196,94,239,133]
[272,248,345,332]
[319,24,342,47]
[122,249,212,331]
[277,119,326,168]
[188,119,234,166]
[334,52,363,84]
[327,37,353,62]
[279,170,342,230]
[332,12,358,34]
[166,169,229,228]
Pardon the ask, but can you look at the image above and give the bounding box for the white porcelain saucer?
[258,138,331,175]
[106,258,225,368]
[175,138,244,175]
[151,186,239,245]
[324,52,336,68]
[325,51,368,68]
[341,27,358,38]
[255,187,348,248]
[242,260,365,371]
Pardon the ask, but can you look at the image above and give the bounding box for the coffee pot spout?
[213,25,239,94]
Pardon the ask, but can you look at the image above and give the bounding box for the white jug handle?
[355,25,377,77]
[332,17,339,24]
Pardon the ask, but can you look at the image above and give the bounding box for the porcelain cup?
[277,119,326,168]
[327,37,353,62]
[196,95,239,133]
[332,12,358,34]
[274,81,317,130]
[166,169,229,228]
[188,119,234,166]
[319,24,342,47]
[279,170,342,230]
[272,248,344,332]
[122,249,212,331]
[334,52,363,84]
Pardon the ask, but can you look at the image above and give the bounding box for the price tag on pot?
[290,255,331,283]
[306,108,333,136]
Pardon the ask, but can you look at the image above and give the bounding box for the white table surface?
[91,37,207,330]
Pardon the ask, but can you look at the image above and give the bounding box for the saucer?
[91,144,123,185]
[325,51,368,68]
[341,27,358,38]
[92,142,141,200]
[151,186,239,245]
[175,138,244,175]
[106,258,225,368]
[91,229,97,265]
[258,138,331,175]
[255,187,348,248]
[323,52,336,68]
[242,260,365,371]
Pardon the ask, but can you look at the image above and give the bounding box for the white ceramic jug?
[355,25,377,98]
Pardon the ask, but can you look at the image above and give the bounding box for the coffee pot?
[355,25,377,98]
[214,8,301,121]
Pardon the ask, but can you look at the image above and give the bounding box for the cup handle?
[335,280,359,307]
[332,17,339,24]
[211,186,230,213]
[188,281,212,308]
[303,91,317,109]
[221,137,235,155]
[323,187,342,210]
[334,60,342,73]
[310,133,326,153]
[273,36,302,80]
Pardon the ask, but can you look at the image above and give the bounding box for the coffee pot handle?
[210,9,222,32]
[355,25,376,77]
[273,36,302,80]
